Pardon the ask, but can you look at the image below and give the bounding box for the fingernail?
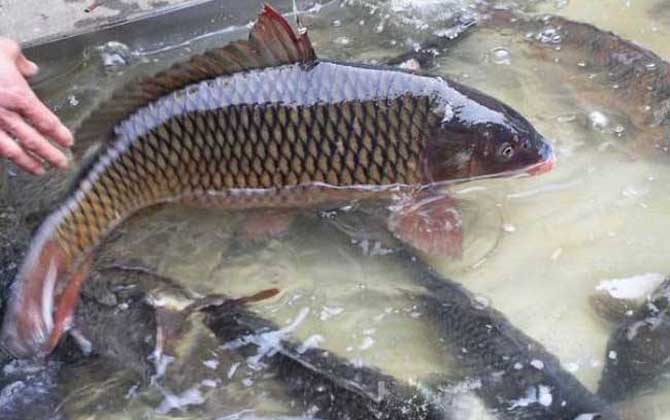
[59,126,74,147]
[27,61,39,75]
[34,166,46,176]
[57,156,70,169]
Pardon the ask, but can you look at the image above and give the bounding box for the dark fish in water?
[318,212,619,420]
[388,248,621,420]
[276,211,618,420]
[385,14,478,70]
[66,290,157,379]
[1,5,553,358]
[590,277,670,402]
[53,264,456,420]
[56,265,276,376]
[482,9,670,155]
[204,298,456,420]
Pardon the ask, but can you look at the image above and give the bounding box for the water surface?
[2,0,670,418]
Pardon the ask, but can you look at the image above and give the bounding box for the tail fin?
[0,237,87,359]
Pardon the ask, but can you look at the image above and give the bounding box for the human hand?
[0,38,73,175]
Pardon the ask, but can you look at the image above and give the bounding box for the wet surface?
[1,0,192,44]
[3,0,670,419]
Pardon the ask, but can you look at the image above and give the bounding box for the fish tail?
[44,257,93,355]
[0,235,70,358]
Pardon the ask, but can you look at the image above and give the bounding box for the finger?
[0,129,45,175]
[0,38,20,59]
[16,53,39,78]
[4,91,74,148]
[0,110,69,169]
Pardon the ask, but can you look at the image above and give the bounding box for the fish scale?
[55,67,435,258]
[0,5,554,359]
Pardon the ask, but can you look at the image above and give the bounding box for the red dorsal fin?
[72,4,317,157]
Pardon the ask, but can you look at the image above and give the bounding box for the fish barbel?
[0,5,553,358]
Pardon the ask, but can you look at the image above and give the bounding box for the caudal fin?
[0,239,87,358]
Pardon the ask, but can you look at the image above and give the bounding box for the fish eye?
[521,138,531,149]
[498,143,515,160]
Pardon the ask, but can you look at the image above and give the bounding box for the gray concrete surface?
[0,0,196,44]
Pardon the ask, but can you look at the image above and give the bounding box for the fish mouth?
[526,154,555,175]
[526,142,556,176]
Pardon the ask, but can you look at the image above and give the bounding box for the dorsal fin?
[72,4,317,157]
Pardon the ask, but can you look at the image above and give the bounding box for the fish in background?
[203,297,458,420]
[320,212,620,420]
[409,265,620,420]
[0,4,554,359]
[43,264,458,420]
[480,8,670,158]
[590,278,670,402]
[6,216,618,420]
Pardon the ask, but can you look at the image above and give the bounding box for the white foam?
[595,273,665,299]
[202,359,219,370]
[156,386,205,414]
[509,385,553,409]
[217,411,322,420]
[222,308,311,369]
[297,334,325,354]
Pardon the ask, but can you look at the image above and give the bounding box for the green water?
[2,0,670,419]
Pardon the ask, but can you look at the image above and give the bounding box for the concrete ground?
[0,0,195,44]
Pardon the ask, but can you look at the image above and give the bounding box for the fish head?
[422,81,555,183]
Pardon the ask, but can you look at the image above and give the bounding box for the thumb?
[15,52,39,78]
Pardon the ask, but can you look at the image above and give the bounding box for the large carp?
[0,5,553,358]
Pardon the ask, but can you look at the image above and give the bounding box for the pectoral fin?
[238,209,297,243]
[387,194,463,259]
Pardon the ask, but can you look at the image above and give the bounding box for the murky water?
[2,0,670,419]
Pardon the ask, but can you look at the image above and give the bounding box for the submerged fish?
[323,218,620,420]
[0,5,553,358]
[55,265,456,419]
[204,299,456,420]
[482,9,670,156]
[590,277,670,402]
[296,215,627,419]
[411,271,620,420]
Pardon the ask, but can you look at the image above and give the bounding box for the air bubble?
[473,295,490,309]
[490,47,511,65]
[334,36,351,45]
[537,27,562,44]
[589,111,609,130]
[67,95,79,107]
[97,41,133,71]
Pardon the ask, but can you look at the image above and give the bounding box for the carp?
[0,5,553,358]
